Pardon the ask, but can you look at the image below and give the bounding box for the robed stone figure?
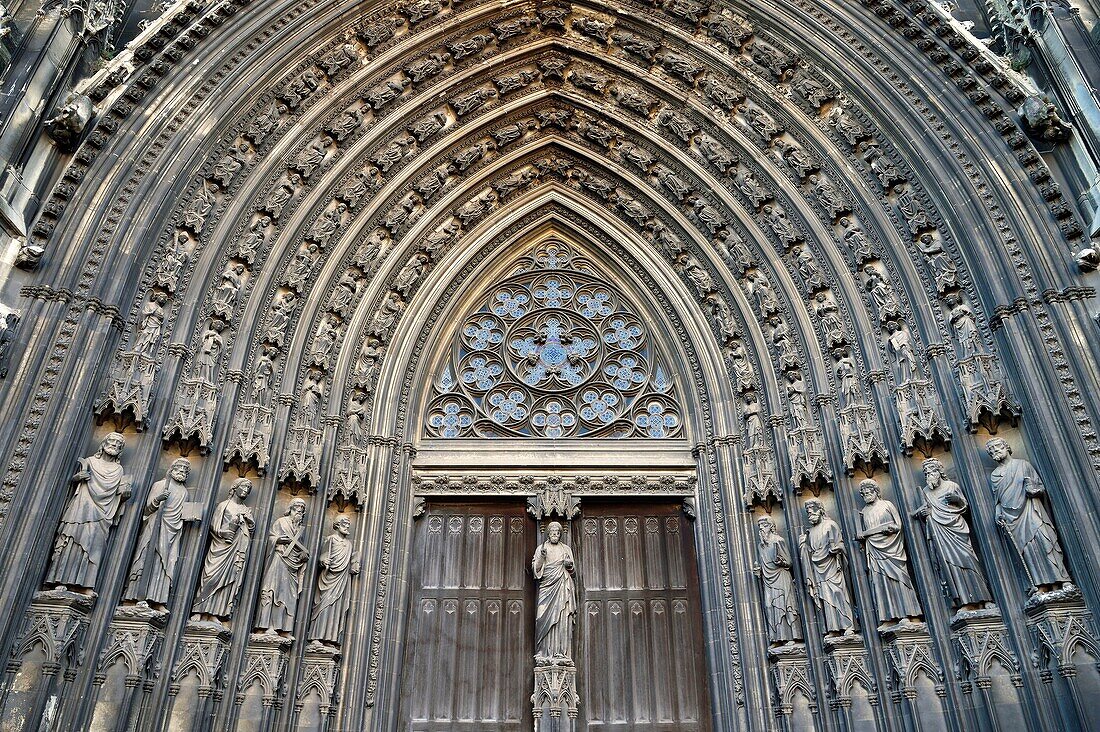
[256,497,309,633]
[856,480,923,626]
[46,432,133,591]
[532,521,576,660]
[308,515,361,645]
[123,458,201,606]
[986,438,1073,593]
[798,499,856,636]
[192,478,255,620]
[912,459,992,609]
[754,516,803,645]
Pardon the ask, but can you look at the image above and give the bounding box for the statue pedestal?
[767,642,817,717]
[166,621,233,730]
[951,606,1026,729]
[1025,586,1100,680]
[1,589,94,731]
[236,632,294,728]
[294,643,342,728]
[532,657,578,729]
[822,634,877,711]
[87,605,169,732]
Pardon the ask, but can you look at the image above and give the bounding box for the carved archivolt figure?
[986,438,1073,594]
[532,521,576,660]
[912,459,992,610]
[46,432,133,591]
[133,292,168,356]
[798,499,856,636]
[308,516,362,645]
[192,479,255,620]
[755,516,803,645]
[124,458,200,607]
[256,498,309,633]
[856,480,923,626]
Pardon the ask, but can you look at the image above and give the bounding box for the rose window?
[426,239,683,438]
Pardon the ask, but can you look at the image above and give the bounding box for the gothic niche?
[425,239,682,439]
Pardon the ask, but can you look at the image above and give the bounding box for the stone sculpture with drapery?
[192,478,255,620]
[755,515,803,646]
[798,499,857,636]
[532,520,576,660]
[308,515,361,645]
[46,432,133,591]
[856,479,923,626]
[256,497,309,633]
[911,458,992,610]
[123,457,201,607]
[986,438,1073,594]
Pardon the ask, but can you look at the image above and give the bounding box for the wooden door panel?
[400,504,533,731]
[577,506,710,732]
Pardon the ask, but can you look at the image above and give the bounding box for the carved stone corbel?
[1026,590,1100,681]
[295,644,342,718]
[879,623,944,701]
[822,634,877,709]
[236,633,293,708]
[769,644,816,716]
[532,658,579,722]
[951,608,1022,691]
[169,621,233,698]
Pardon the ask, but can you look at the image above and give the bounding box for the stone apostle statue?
[46,432,133,591]
[856,480,923,626]
[308,515,361,645]
[754,516,803,646]
[798,499,856,636]
[985,438,1073,594]
[123,458,202,607]
[532,521,576,660]
[256,498,309,633]
[911,459,992,610]
[192,478,255,620]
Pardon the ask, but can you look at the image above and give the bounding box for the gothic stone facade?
[0,0,1099,729]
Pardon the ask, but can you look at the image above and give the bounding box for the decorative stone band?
[409,472,697,497]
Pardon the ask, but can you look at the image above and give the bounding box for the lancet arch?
[0,0,1098,730]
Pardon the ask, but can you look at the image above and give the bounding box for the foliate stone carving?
[255,498,309,634]
[426,239,682,438]
[799,499,857,636]
[985,439,1074,599]
[123,458,202,607]
[308,516,361,646]
[45,432,132,592]
[754,516,803,646]
[191,479,255,621]
[912,459,993,611]
[855,479,924,628]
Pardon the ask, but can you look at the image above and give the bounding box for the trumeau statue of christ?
[532,521,576,661]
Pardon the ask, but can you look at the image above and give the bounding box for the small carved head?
[286,497,308,520]
[230,478,253,500]
[101,431,126,457]
[333,515,352,535]
[985,437,1011,462]
[804,498,824,524]
[922,457,944,486]
[756,515,776,540]
[545,521,563,543]
[858,479,880,503]
[169,457,191,483]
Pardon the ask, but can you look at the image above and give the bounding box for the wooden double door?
[399,501,711,731]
